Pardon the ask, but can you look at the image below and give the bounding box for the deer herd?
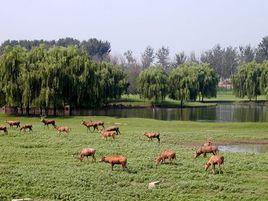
[0,117,225,175]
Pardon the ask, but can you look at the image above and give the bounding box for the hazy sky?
[1,0,268,56]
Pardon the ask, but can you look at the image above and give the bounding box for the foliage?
[169,63,218,106]
[138,66,169,102]
[0,38,111,62]
[232,61,265,100]
[0,45,128,114]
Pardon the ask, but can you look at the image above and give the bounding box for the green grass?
[0,115,268,201]
[204,90,267,102]
[110,94,217,108]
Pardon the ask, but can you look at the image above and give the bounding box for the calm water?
[219,144,268,154]
[89,103,268,122]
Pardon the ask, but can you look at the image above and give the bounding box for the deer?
[194,145,219,158]
[41,117,56,128]
[81,120,98,132]
[0,126,8,134]
[104,126,120,135]
[99,130,116,140]
[205,155,224,174]
[92,120,105,130]
[20,124,33,132]
[144,132,160,143]
[6,120,20,128]
[75,148,96,162]
[53,125,70,134]
[156,149,176,165]
[99,155,127,171]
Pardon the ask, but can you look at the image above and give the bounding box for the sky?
[1,0,268,57]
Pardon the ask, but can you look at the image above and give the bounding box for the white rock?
[148,181,160,189]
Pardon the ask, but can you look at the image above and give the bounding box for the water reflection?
[89,103,268,122]
[218,144,268,154]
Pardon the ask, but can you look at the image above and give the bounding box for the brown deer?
[92,120,105,130]
[100,130,116,140]
[81,120,98,132]
[99,155,127,171]
[205,155,224,174]
[54,125,70,134]
[195,146,218,158]
[0,126,8,134]
[156,149,176,165]
[20,124,33,132]
[75,148,96,162]
[41,118,56,128]
[104,126,120,135]
[144,132,160,143]
[6,120,20,128]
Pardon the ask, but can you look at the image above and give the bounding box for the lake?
[219,144,268,154]
[90,103,268,122]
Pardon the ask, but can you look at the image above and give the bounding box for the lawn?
[0,115,267,201]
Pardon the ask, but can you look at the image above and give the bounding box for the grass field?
[0,115,268,201]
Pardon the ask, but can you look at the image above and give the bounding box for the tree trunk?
[180,99,183,108]
[69,105,72,116]
[20,105,23,115]
[26,104,30,116]
[53,103,56,116]
[45,107,48,116]
[40,107,43,116]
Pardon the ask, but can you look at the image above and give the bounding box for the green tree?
[169,65,197,107]
[138,66,168,103]
[0,46,26,110]
[232,61,262,101]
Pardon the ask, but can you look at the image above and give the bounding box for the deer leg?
[92,155,96,162]
[203,153,207,157]
[111,164,114,171]
[212,164,216,174]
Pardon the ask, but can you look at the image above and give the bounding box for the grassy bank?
[0,115,267,200]
[109,94,217,108]
[109,91,268,109]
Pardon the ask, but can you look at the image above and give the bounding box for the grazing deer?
[75,148,96,162]
[20,124,33,132]
[92,120,105,130]
[156,149,176,165]
[144,132,160,143]
[99,155,127,171]
[0,126,8,134]
[104,126,120,135]
[6,120,20,128]
[100,130,116,140]
[205,155,224,174]
[41,118,56,128]
[81,120,98,132]
[195,146,218,158]
[54,125,70,134]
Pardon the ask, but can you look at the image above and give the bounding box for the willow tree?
[21,45,46,115]
[0,46,26,111]
[232,61,262,101]
[260,61,268,97]
[169,65,197,107]
[194,63,219,101]
[138,66,168,103]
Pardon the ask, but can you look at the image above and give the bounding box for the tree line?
[138,63,219,107]
[232,61,268,101]
[111,36,268,93]
[2,36,268,94]
[0,45,128,115]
